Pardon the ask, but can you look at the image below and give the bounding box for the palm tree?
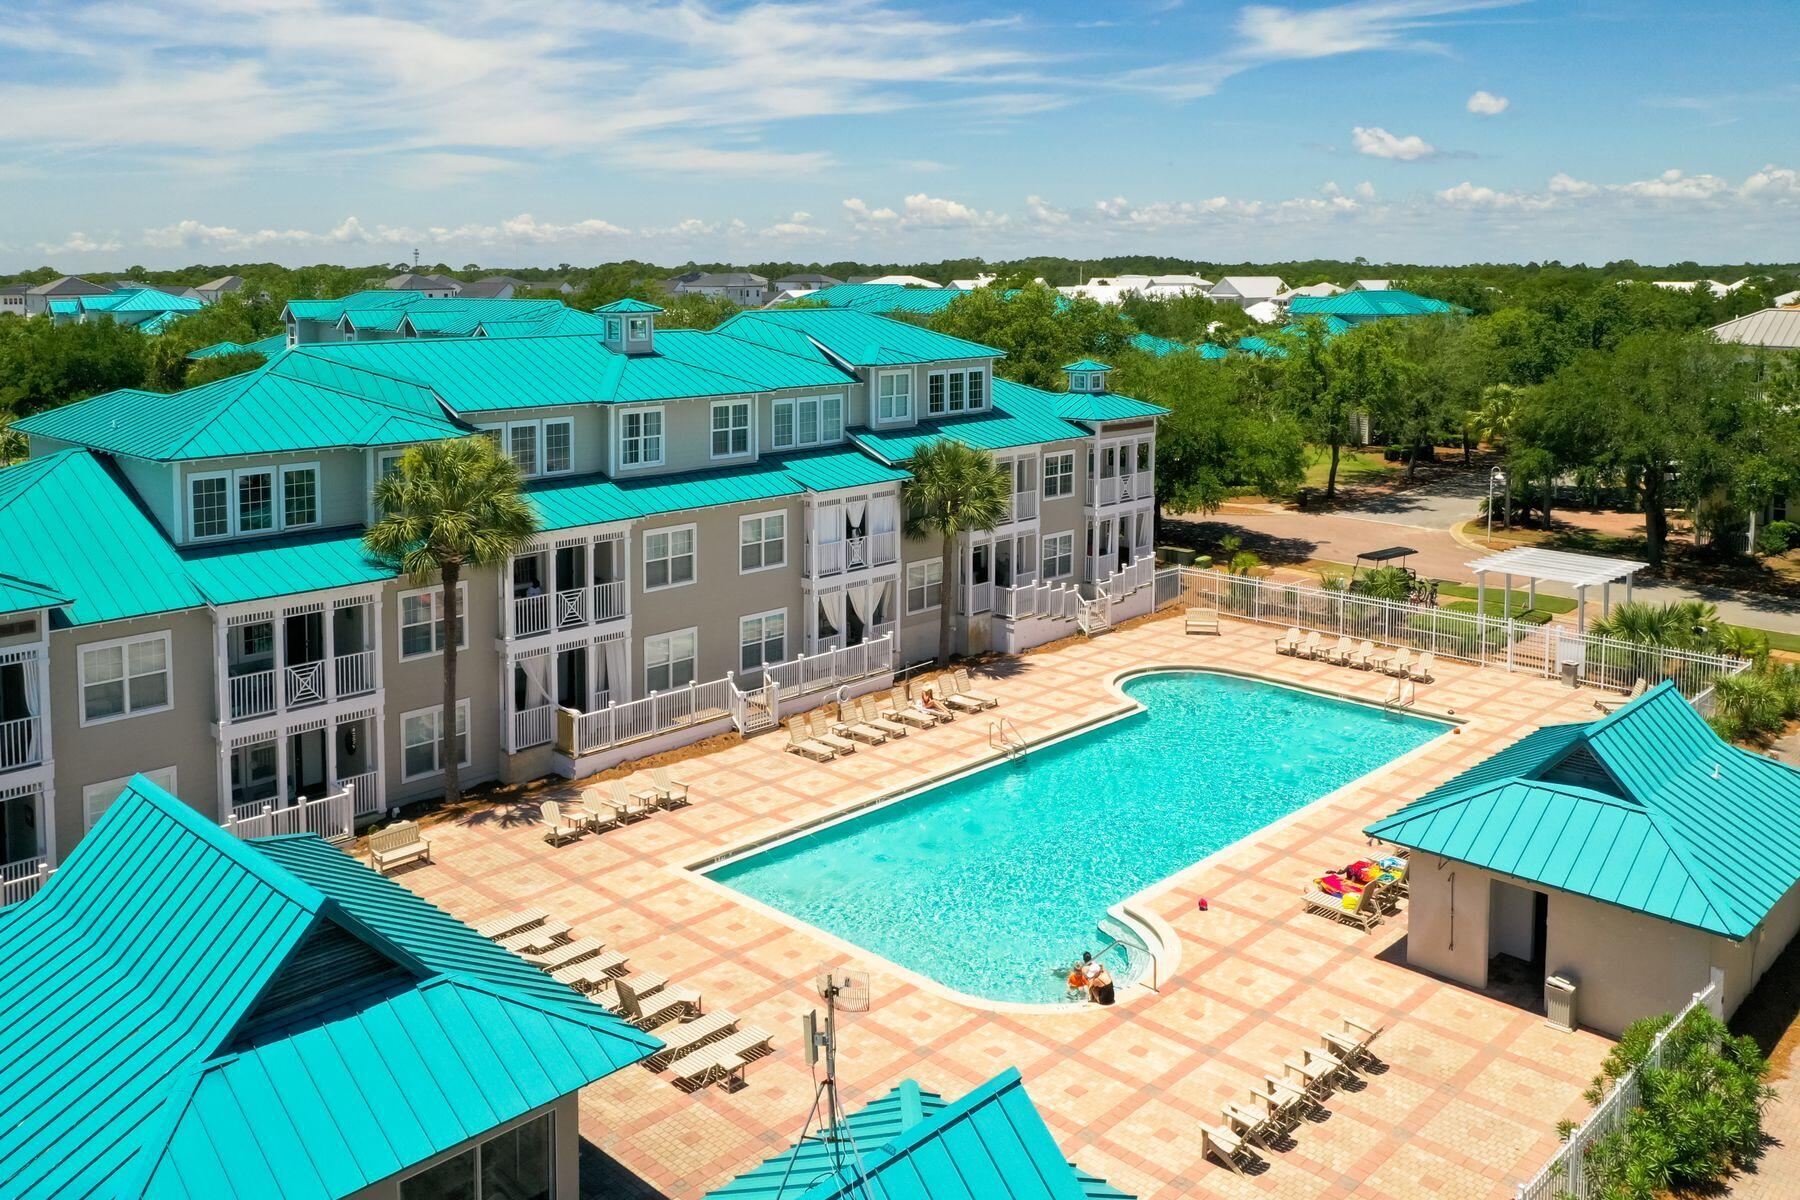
[1591,599,1723,651]
[365,438,538,804]
[901,439,1013,664]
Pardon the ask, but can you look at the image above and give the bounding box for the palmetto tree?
[1591,599,1724,651]
[902,438,1013,664]
[365,438,538,804]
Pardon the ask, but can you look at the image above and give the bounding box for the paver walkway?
[395,613,1618,1198]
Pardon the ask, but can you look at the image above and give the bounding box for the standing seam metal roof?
[717,309,1003,367]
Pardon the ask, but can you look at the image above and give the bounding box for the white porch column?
[502,652,516,754]
[1503,573,1512,620]
[211,616,229,727]
[323,604,337,701]
[1476,571,1486,622]
[375,707,389,814]
[370,594,385,691]
[216,740,233,822]
[1577,585,1588,636]
[275,731,290,806]
[1602,581,1611,618]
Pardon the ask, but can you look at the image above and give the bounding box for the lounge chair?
[1327,1018,1385,1068]
[886,686,936,729]
[551,952,628,992]
[498,919,570,954]
[1274,628,1301,656]
[1223,1100,1275,1149]
[1299,1044,1351,1089]
[608,779,656,822]
[593,971,668,1010]
[806,709,858,755]
[642,1009,741,1070]
[1324,634,1353,665]
[951,668,999,710]
[858,694,909,739]
[786,716,837,761]
[473,907,547,941]
[1348,639,1377,670]
[905,679,954,723]
[614,977,700,1029]
[1383,647,1415,678]
[369,820,432,874]
[526,936,607,971]
[1185,607,1221,635]
[1264,1073,1320,1121]
[573,786,623,831]
[1297,631,1322,660]
[1201,1123,1257,1174]
[1412,651,1436,683]
[1301,879,1383,931]
[647,766,690,809]
[833,700,889,744]
[540,801,585,847]
[1595,678,1648,714]
[672,1026,773,1092]
[937,673,986,714]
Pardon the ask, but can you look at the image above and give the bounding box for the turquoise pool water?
[706,671,1446,1003]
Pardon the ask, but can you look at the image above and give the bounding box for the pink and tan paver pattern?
[403,614,1618,1199]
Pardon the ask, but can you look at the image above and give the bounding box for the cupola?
[593,297,662,355]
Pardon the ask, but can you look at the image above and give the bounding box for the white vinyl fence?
[1515,982,1721,1200]
[1158,568,1749,699]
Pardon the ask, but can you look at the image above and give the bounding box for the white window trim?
[874,370,914,426]
[710,399,754,462]
[1042,452,1075,499]
[77,630,174,727]
[905,560,943,614]
[280,463,321,530]
[643,627,698,694]
[400,699,472,782]
[738,607,787,672]
[542,416,575,476]
[769,394,846,452]
[1043,531,1075,580]
[187,470,232,541]
[627,316,651,340]
[84,767,177,829]
[188,462,320,541]
[642,523,697,593]
[614,405,665,472]
[396,582,471,660]
[738,510,787,575]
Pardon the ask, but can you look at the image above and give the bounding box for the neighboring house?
[0,774,657,1200]
[106,279,199,299]
[1242,299,1283,325]
[1650,278,1748,298]
[668,271,770,306]
[1207,276,1286,309]
[193,274,246,303]
[1712,308,1800,350]
[22,275,112,316]
[797,282,971,316]
[0,282,26,318]
[48,287,207,331]
[464,276,576,298]
[1286,289,1467,326]
[384,272,462,298]
[1776,289,1800,308]
[949,272,997,290]
[1,301,1162,878]
[1368,683,1800,1037]
[773,272,843,295]
[856,274,941,288]
[1350,278,1392,291]
[186,332,290,361]
[1276,281,1344,303]
[1057,274,1211,305]
[456,279,515,299]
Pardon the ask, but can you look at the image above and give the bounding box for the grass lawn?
[1442,598,1555,624]
[1299,447,1398,492]
[1434,580,1579,615]
[1731,624,1800,654]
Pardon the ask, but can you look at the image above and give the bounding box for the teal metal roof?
[1052,391,1166,422]
[0,571,71,616]
[0,778,658,1200]
[81,288,205,315]
[718,309,1002,367]
[1367,684,1800,938]
[594,297,663,313]
[1235,335,1287,359]
[852,379,1087,462]
[704,1068,1129,1200]
[775,446,912,492]
[793,283,970,315]
[283,290,423,321]
[0,450,205,626]
[1287,290,1467,321]
[187,333,288,361]
[478,308,611,338]
[16,353,469,461]
[48,299,80,315]
[340,308,408,332]
[181,527,397,606]
[1062,358,1110,372]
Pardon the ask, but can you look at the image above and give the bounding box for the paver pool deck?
[401,612,1617,1199]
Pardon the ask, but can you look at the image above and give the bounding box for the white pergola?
[1466,547,1645,635]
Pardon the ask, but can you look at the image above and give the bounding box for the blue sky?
[3,0,1797,270]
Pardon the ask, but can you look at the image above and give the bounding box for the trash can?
[1545,973,1578,1031]
[1161,546,1197,567]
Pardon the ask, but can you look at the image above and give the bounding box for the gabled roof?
[181,527,397,606]
[453,279,512,299]
[1286,289,1466,320]
[186,333,290,361]
[0,778,657,1200]
[704,1068,1129,1200]
[78,288,205,315]
[1052,390,1167,423]
[1062,358,1111,372]
[0,571,71,617]
[852,379,1086,461]
[594,297,663,314]
[1209,276,1285,297]
[15,352,468,460]
[717,308,1001,368]
[385,272,458,290]
[26,275,111,297]
[196,275,244,293]
[1367,684,1800,938]
[795,283,970,315]
[0,450,205,626]
[1711,308,1800,350]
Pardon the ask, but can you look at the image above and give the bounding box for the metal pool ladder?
[989,716,1025,760]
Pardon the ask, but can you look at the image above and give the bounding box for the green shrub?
[1353,565,1413,601]
[1762,520,1800,553]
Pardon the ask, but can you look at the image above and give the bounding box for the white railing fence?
[228,669,277,720]
[334,649,377,698]
[336,770,381,818]
[1515,982,1721,1200]
[1,855,48,906]
[994,578,1083,622]
[593,580,627,621]
[513,703,554,750]
[224,788,355,843]
[1157,568,1748,699]
[284,660,326,708]
[0,715,43,770]
[761,634,896,703]
[513,591,551,637]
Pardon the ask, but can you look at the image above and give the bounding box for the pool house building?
[1367,683,1800,1036]
[0,300,1162,892]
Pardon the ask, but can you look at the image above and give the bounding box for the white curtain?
[816,502,843,544]
[846,497,867,533]
[520,654,553,704]
[823,590,846,636]
[603,638,631,702]
[871,495,898,533]
[846,584,870,626]
[22,659,40,718]
[873,581,894,626]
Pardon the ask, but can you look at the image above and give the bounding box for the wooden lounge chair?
[671,1025,773,1092]
[614,977,700,1029]
[906,678,955,722]
[1264,1073,1320,1121]
[786,716,837,760]
[1274,628,1301,656]
[936,673,986,714]
[886,686,936,729]
[1348,639,1377,670]
[1300,1045,1350,1089]
[593,971,668,1011]
[1383,647,1415,678]
[1327,1018,1385,1068]
[1201,1123,1256,1174]
[574,786,623,831]
[1301,879,1382,931]
[833,700,888,744]
[1223,1100,1275,1149]
[1595,678,1648,714]
[1412,650,1436,683]
[858,694,909,739]
[642,1009,741,1070]
[1324,634,1353,665]
[498,919,570,954]
[951,668,998,710]
[1185,607,1221,635]
[539,801,585,846]
[550,952,628,992]
[526,936,607,971]
[647,766,690,809]
[369,820,431,874]
[608,779,656,822]
[1297,631,1322,660]
[473,907,547,941]
[806,709,858,755]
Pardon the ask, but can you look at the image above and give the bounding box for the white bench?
[369,821,431,875]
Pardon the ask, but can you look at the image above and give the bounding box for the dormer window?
[1063,360,1111,394]
[593,298,661,356]
[628,316,650,341]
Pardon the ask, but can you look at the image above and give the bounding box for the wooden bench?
[369,821,431,875]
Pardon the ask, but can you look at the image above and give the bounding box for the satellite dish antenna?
[786,965,878,1195]
[815,968,870,1012]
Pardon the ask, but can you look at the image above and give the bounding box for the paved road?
[1334,469,1490,531]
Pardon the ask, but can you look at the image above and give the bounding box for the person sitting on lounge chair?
[916,687,948,719]
[1317,872,1362,897]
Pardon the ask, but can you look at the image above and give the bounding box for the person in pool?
[1066,962,1090,1001]
[1091,962,1116,1006]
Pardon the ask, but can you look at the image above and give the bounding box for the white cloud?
[1436,181,1513,207]
[1352,125,1437,160]
[38,231,122,255]
[761,212,824,238]
[841,198,899,230]
[1320,180,1343,197]
[1617,168,1731,201]
[1547,172,1596,197]
[1466,90,1509,116]
[1355,180,1377,198]
[843,194,1004,231]
[1024,195,1070,227]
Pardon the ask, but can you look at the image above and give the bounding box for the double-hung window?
[926,368,988,416]
[189,464,320,539]
[401,700,470,781]
[79,632,172,725]
[398,584,468,659]
[711,401,751,459]
[237,469,275,533]
[643,525,695,590]
[1042,452,1075,498]
[906,560,943,613]
[1042,532,1074,579]
[769,395,843,451]
[281,464,319,528]
[739,610,786,673]
[190,474,231,538]
[628,316,651,341]
[644,629,697,692]
[543,419,573,474]
[876,372,913,424]
[739,512,786,572]
[618,407,664,469]
[508,424,539,476]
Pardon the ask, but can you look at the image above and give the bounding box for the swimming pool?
[704,671,1448,1004]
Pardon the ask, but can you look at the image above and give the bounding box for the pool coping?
[671,663,1471,1017]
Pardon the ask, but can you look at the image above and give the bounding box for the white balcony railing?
[0,715,43,772]
[513,702,554,750]
[335,650,376,698]
[812,538,845,577]
[1008,489,1039,523]
[335,770,381,818]
[285,660,327,708]
[226,789,354,843]
[228,669,277,721]
[593,580,627,622]
[514,591,551,638]
[814,531,898,577]
[563,678,736,757]
[1121,470,1152,502]
[514,583,627,639]
[1,854,48,906]
[1088,475,1120,507]
[555,587,587,630]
